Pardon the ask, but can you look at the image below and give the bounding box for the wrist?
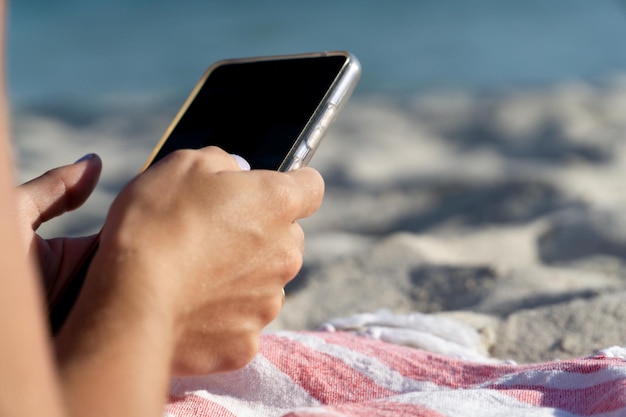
[54,240,178,415]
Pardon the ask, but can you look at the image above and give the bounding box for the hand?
[15,154,102,300]
[58,147,324,376]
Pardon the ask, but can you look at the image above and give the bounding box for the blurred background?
[11,1,626,355]
[7,0,626,239]
[8,0,626,107]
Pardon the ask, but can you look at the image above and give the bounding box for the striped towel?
[166,328,626,416]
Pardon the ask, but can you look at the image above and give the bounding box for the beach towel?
[166,312,626,417]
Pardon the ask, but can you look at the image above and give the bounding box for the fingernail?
[74,153,95,164]
[230,154,250,171]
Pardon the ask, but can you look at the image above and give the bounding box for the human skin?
[16,153,103,298]
[0,114,67,417]
[15,149,324,417]
[1,5,325,416]
[53,148,323,416]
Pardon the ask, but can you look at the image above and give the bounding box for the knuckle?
[45,166,70,192]
[220,335,259,371]
[159,148,197,168]
[258,296,283,325]
[163,147,241,172]
[257,173,299,217]
[168,148,196,160]
[277,246,304,282]
[276,185,300,217]
[202,146,240,170]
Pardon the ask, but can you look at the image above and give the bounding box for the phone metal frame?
[140,51,361,173]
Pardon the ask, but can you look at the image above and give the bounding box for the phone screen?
[150,55,348,170]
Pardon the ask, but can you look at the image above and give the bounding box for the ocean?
[7,0,626,108]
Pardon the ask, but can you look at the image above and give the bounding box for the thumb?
[17,154,102,230]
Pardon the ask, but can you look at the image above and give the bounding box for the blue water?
[7,0,626,107]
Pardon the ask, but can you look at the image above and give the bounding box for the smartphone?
[48,51,361,334]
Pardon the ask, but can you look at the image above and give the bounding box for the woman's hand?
[15,154,102,300]
[57,147,324,377]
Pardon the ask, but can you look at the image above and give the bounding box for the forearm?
[55,246,177,417]
[0,169,65,417]
[0,68,66,415]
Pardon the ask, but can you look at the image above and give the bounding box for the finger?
[151,146,243,174]
[283,167,325,220]
[196,146,245,171]
[230,154,250,171]
[44,233,100,298]
[291,221,306,255]
[276,223,306,292]
[17,154,102,229]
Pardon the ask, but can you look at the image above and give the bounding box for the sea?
[7,0,626,109]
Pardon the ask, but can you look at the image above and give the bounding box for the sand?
[13,76,626,363]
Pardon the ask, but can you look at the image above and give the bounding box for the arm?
[0,0,68,413]
[0,105,66,417]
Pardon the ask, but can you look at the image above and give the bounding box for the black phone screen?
[150,55,348,170]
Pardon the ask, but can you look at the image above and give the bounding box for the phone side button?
[308,104,337,149]
[307,126,324,149]
[290,156,304,170]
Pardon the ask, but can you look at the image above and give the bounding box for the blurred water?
[7,0,626,107]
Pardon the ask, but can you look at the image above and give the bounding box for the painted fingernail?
[74,153,95,163]
[230,154,250,171]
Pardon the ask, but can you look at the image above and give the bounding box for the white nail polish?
[231,154,250,171]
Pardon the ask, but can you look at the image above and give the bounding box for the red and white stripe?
[165,331,626,417]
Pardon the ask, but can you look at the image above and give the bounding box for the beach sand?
[13,77,626,363]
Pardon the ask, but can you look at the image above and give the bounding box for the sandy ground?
[13,76,626,363]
